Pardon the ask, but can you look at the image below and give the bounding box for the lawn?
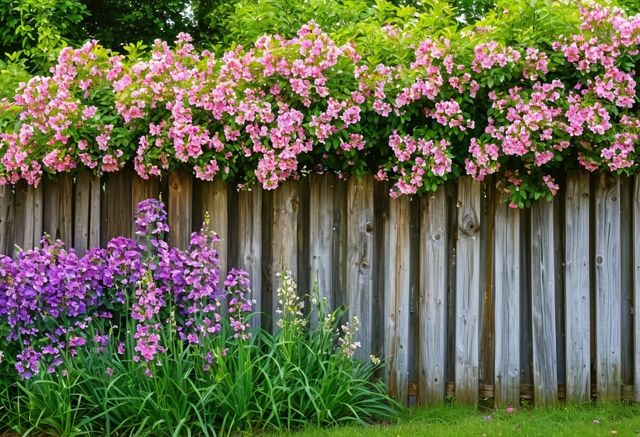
[271,403,640,437]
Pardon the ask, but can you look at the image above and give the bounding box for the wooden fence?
[1,168,639,407]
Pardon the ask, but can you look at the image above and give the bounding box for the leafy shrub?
[0,2,639,207]
[0,200,399,435]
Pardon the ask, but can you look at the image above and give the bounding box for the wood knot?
[365,222,373,233]
[460,212,479,236]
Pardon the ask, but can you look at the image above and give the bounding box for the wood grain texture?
[271,181,300,327]
[168,171,193,249]
[633,176,640,401]
[74,170,92,255]
[418,187,447,404]
[103,170,132,243]
[455,177,481,404]
[237,189,263,329]
[564,171,591,403]
[595,174,621,401]
[201,179,228,290]
[131,176,160,238]
[43,174,73,246]
[346,176,375,361]
[384,196,411,405]
[309,175,337,319]
[89,175,101,248]
[531,200,558,406]
[0,186,13,254]
[494,204,521,407]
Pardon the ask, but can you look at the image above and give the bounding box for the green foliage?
[0,0,88,73]
[0,274,399,435]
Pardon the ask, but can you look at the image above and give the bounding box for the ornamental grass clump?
[0,199,399,436]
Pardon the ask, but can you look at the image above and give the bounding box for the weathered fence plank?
[131,176,160,237]
[271,181,301,326]
[168,171,193,249]
[201,179,228,289]
[74,170,92,255]
[595,174,621,401]
[384,197,411,404]
[0,186,12,254]
[494,204,521,407]
[310,174,336,316]
[43,174,73,246]
[634,176,640,402]
[347,176,375,361]
[103,170,132,243]
[531,200,558,406]
[564,171,591,403]
[418,187,447,404]
[89,175,101,248]
[455,177,481,404]
[237,189,263,329]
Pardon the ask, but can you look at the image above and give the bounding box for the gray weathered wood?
[201,179,228,291]
[271,181,300,326]
[455,177,481,404]
[89,175,101,248]
[43,174,73,246]
[237,189,263,329]
[633,176,640,402]
[494,204,521,407]
[384,196,411,405]
[309,174,337,325]
[531,200,558,406]
[0,186,12,254]
[418,187,447,404]
[346,176,375,361]
[564,171,591,403]
[168,171,193,249]
[595,174,621,401]
[131,176,160,238]
[74,171,92,255]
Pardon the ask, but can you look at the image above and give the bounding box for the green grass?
[269,402,640,437]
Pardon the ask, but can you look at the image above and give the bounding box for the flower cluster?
[0,199,252,378]
[0,3,639,206]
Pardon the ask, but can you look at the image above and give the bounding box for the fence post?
[237,189,263,330]
[633,176,640,402]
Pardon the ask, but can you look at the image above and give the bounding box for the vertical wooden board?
[201,179,229,291]
[42,174,74,247]
[619,178,633,387]
[74,170,91,255]
[418,187,447,404]
[89,175,101,248]
[564,171,591,403]
[168,171,193,249]
[595,174,621,401]
[104,170,133,243]
[346,176,375,361]
[531,200,559,406]
[309,174,336,324]
[12,182,29,252]
[384,196,411,405]
[0,186,13,254]
[455,177,481,404]
[237,189,263,330]
[271,181,300,326]
[131,176,160,237]
[494,204,521,407]
[479,181,495,391]
[633,176,640,401]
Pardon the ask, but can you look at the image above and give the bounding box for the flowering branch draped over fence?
[0,3,639,207]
